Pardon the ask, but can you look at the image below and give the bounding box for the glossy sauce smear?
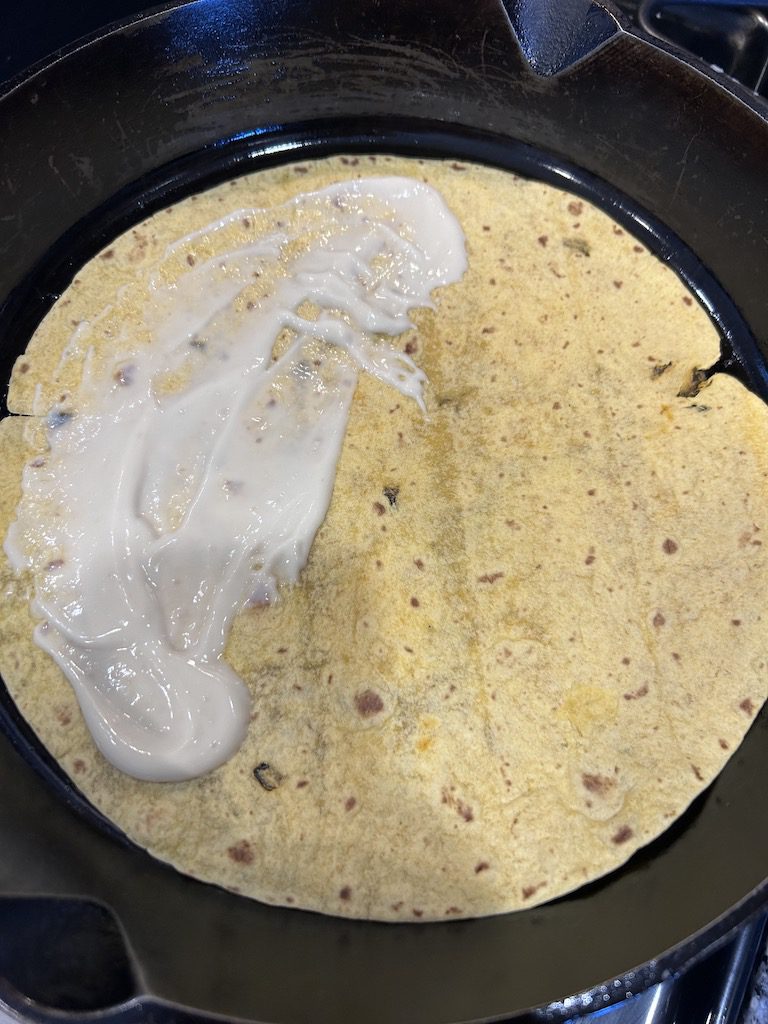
[5,177,467,781]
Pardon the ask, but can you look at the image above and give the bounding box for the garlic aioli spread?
[5,177,467,782]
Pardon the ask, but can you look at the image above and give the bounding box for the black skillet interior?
[1,1,768,1022]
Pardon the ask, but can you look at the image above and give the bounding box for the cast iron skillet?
[1,1,768,1021]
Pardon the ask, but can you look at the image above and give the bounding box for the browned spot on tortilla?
[354,689,384,717]
[228,840,254,864]
[475,861,490,874]
[414,558,425,570]
[538,235,548,247]
[445,907,462,915]
[582,772,615,795]
[99,249,115,260]
[624,683,649,701]
[296,779,309,789]
[478,572,504,584]
[740,698,756,716]
[719,738,730,750]
[410,596,420,608]
[683,296,693,306]
[113,365,135,387]
[567,200,583,216]
[613,280,623,289]
[612,825,634,844]
[186,254,195,266]
[732,619,742,627]
[621,656,631,665]
[339,886,352,901]
[677,367,709,398]
[404,339,417,355]
[653,611,666,628]
[662,538,678,555]
[253,762,283,791]
[441,786,474,822]
[412,908,424,917]
[417,733,436,757]
[521,882,544,900]
[345,796,357,812]
[73,759,86,774]
[372,501,386,516]
[562,237,591,258]
[651,361,673,379]
[391,901,403,912]
[18,362,29,374]
[690,764,704,782]
[585,554,595,565]
[56,707,71,726]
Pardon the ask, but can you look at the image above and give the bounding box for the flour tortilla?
[1,155,766,922]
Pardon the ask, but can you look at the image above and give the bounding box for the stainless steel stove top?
[577,913,766,1023]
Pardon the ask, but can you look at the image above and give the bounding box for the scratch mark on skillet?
[672,131,702,204]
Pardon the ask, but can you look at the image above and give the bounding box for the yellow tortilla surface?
[1,155,766,921]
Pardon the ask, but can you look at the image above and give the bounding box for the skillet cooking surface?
[1,2,768,1021]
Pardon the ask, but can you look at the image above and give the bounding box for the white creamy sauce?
[5,177,467,781]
